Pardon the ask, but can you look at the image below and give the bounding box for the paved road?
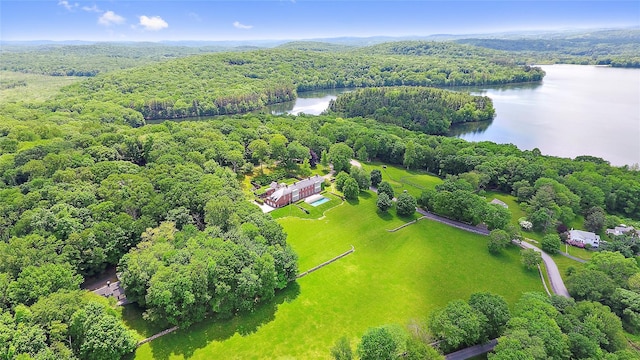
[560,251,587,263]
[517,241,570,298]
[416,208,490,236]
[445,339,498,360]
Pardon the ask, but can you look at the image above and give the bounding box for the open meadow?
[131,189,543,359]
[0,71,81,104]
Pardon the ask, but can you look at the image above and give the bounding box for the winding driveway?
[355,161,572,299]
[516,241,570,298]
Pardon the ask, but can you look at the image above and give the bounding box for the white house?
[567,229,601,248]
[606,225,635,237]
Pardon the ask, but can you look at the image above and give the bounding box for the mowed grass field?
[132,189,543,360]
[362,162,443,198]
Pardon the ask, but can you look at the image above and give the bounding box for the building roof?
[268,175,323,203]
[490,198,508,208]
[606,225,635,236]
[569,229,600,243]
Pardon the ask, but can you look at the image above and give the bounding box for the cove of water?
[265,88,353,115]
[450,65,640,167]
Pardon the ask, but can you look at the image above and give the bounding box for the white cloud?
[58,1,78,11]
[233,21,253,30]
[82,5,101,13]
[139,15,169,31]
[99,11,125,26]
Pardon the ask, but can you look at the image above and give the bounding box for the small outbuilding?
[490,198,508,208]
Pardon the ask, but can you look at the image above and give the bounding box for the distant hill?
[275,41,353,52]
[455,28,640,67]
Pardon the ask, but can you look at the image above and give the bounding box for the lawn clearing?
[270,192,343,220]
[132,191,542,359]
[362,162,443,198]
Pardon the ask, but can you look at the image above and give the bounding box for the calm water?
[450,65,640,166]
[266,88,352,115]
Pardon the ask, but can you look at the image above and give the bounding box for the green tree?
[483,203,511,230]
[204,196,235,232]
[357,327,397,360]
[428,299,482,353]
[320,149,329,168]
[330,336,353,360]
[342,177,360,200]
[520,248,542,270]
[299,158,312,177]
[396,192,416,217]
[8,263,82,306]
[350,166,371,191]
[335,171,350,192]
[248,139,271,173]
[541,234,561,254]
[377,181,395,200]
[611,288,640,334]
[488,229,510,255]
[490,329,547,360]
[370,169,382,188]
[566,269,615,302]
[377,192,393,212]
[269,134,288,163]
[70,302,137,360]
[403,140,419,169]
[469,292,511,340]
[584,206,606,233]
[587,251,639,288]
[405,337,445,360]
[356,146,368,162]
[329,143,353,173]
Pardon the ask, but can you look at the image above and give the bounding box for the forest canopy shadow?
[145,282,301,360]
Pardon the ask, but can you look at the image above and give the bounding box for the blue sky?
[1,1,638,41]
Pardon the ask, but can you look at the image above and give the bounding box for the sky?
[1,1,638,42]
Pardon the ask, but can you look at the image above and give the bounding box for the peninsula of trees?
[326,86,495,134]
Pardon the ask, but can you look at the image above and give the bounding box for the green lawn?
[270,192,343,220]
[132,191,543,359]
[362,162,443,198]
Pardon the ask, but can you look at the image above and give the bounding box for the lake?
[152,65,639,166]
[266,65,639,166]
[450,65,640,167]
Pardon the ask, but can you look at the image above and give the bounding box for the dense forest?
[326,87,496,134]
[53,44,543,120]
[0,43,238,76]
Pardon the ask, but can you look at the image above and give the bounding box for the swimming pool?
[310,197,330,207]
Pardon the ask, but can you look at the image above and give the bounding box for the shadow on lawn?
[376,209,395,221]
[144,282,301,359]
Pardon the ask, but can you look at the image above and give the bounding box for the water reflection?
[266,88,353,115]
[448,119,493,137]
